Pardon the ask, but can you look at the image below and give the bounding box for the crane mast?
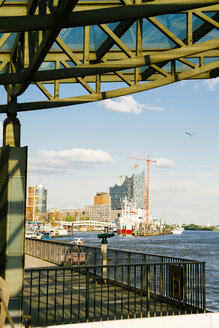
[127,155,156,226]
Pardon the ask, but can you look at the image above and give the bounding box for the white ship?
[171,226,184,235]
[115,198,145,235]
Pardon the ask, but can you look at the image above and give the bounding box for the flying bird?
[185,132,195,137]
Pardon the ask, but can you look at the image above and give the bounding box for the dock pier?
[22,238,206,327]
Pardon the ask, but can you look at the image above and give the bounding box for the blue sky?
[0,77,219,225]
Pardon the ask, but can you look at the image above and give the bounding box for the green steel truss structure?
[0,0,218,113]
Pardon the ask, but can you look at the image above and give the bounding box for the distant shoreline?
[184,224,219,231]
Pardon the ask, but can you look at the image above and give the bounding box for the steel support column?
[0,108,27,327]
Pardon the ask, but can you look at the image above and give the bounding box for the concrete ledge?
[47,313,219,328]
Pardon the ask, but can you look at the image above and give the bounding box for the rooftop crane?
[127,155,157,226]
[110,175,126,185]
[131,164,140,174]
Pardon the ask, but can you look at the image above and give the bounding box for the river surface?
[56,230,219,312]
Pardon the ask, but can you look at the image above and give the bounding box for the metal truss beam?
[0,58,217,113]
[0,0,218,112]
[0,1,218,33]
[11,0,79,97]
[0,39,218,85]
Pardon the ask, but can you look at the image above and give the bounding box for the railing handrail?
[25,237,200,263]
[25,260,205,273]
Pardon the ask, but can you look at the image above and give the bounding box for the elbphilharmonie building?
[109,171,145,210]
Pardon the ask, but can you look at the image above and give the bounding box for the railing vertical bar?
[70,268,73,323]
[184,263,187,315]
[78,267,81,323]
[121,265,123,320]
[191,263,194,311]
[100,266,103,321]
[94,267,96,322]
[134,265,136,318]
[94,248,96,266]
[174,264,177,316]
[62,269,65,324]
[114,265,117,320]
[85,267,89,322]
[196,263,199,313]
[46,270,49,326]
[140,265,143,318]
[166,264,169,316]
[115,250,118,265]
[37,271,40,326]
[203,263,206,313]
[200,263,203,311]
[54,270,57,325]
[29,271,33,318]
[147,265,150,317]
[154,264,156,317]
[187,263,190,311]
[127,265,130,319]
[107,266,110,321]
[160,264,163,316]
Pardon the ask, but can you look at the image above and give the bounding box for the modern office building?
[35,182,47,212]
[109,171,145,210]
[26,182,47,220]
[94,192,111,205]
[85,192,111,222]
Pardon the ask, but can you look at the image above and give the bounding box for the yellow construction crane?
[131,164,140,174]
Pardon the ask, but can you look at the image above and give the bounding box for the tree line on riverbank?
[184,224,219,231]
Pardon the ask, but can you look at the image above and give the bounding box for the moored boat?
[71,238,85,245]
[25,231,42,239]
[115,197,145,235]
[171,226,184,235]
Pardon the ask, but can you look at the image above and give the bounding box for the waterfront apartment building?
[85,192,111,222]
[94,192,111,205]
[85,204,111,223]
[109,171,145,210]
[26,182,47,220]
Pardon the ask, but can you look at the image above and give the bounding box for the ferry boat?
[171,226,184,235]
[115,197,145,235]
[71,238,85,245]
[25,231,42,239]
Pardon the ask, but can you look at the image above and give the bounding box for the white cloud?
[144,104,164,111]
[102,96,164,114]
[103,96,143,114]
[29,148,113,175]
[203,77,219,91]
[154,158,175,168]
[180,78,219,91]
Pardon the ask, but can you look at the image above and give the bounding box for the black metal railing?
[23,261,205,327]
[24,238,205,326]
[25,238,193,267]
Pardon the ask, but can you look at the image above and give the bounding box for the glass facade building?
[35,182,47,213]
[110,171,145,210]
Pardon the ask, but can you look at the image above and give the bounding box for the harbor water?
[56,230,219,312]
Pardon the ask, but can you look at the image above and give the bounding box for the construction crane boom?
[127,155,157,226]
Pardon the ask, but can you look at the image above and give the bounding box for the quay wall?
[49,313,219,328]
